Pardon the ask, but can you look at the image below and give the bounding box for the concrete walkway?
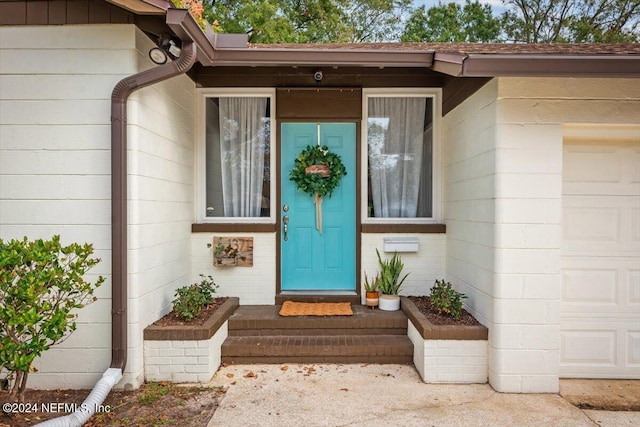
[206,364,639,427]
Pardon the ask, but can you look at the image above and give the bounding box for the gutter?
[109,39,197,372]
[433,52,640,78]
[207,48,434,68]
[461,54,640,77]
[109,6,215,372]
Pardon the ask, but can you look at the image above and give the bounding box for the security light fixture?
[149,47,168,65]
[148,35,182,65]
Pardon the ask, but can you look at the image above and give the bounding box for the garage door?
[561,137,640,378]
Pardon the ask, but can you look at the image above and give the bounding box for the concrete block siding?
[360,234,446,301]
[443,77,640,393]
[0,24,196,389]
[144,321,228,383]
[191,233,277,305]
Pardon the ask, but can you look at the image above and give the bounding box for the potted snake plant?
[376,249,409,311]
[363,272,380,308]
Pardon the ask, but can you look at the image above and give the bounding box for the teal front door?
[280,123,356,291]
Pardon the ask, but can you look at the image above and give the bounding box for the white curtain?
[219,97,268,217]
[368,97,426,217]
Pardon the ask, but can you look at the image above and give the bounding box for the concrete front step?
[222,304,412,364]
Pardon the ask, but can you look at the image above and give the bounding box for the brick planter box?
[143,297,239,383]
[401,296,489,384]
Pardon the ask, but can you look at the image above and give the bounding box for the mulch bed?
[1,383,225,427]
[408,296,481,326]
[151,297,228,327]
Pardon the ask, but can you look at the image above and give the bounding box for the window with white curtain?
[364,91,439,221]
[203,95,272,219]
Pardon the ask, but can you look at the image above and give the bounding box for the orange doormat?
[278,301,353,317]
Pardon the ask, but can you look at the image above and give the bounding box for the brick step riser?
[228,321,407,331]
[222,345,413,357]
[221,335,413,361]
[228,328,407,336]
[222,356,413,364]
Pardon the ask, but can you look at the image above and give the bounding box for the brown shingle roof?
[250,42,640,55]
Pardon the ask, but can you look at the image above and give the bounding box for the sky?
[413,0,508,15]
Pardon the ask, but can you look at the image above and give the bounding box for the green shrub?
[429,279,467,320]
[0,235,104,401]
[172,275,218,321]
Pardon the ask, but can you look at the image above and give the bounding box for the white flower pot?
[378,294,400,311]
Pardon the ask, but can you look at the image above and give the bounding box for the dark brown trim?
[401,297,488,340]
[463,54,640,77]
[361,223,446,233]
[275,120,282,295]
[191,223,276,233]
[354,121,362,299]
[166,8,216,66]
[144,297,239,341]
[0,0,136,25]
[192,66,446,89]
[207,48,434,68]
[276,88,362,120]
[442,76,491,116]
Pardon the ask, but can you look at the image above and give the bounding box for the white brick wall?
[144,321,228,383]
[444,77,639,393]
[0,24,196,390]
[0,24,137,389]
[408,322,488,384]
[191,233,276,305]
[125,28,196,389]
[444,80,498,328]
[360,233,446,301]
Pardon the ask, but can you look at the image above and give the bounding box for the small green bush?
[429,279,467,320]
[0,235,104,401]
[172,275,218,321]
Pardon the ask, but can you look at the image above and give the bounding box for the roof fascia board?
[432,52,465,76]
[463,54,640,77]
[166,8,217,65]
[105,0,169,14]
[207,48,434,67]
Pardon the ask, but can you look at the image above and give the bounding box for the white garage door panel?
[561,329,617,366]
[630,270,640,304]
[628,331,640,366]
[562,258,639,315]
[563,196,640,254]
[561,138,640,379]
[561,322,640,378]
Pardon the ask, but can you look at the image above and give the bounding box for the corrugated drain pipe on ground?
[32,33,197,427]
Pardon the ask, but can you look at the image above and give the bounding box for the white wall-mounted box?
[383,237,420,253]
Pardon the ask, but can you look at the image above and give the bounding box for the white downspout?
[32,369,122,427]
